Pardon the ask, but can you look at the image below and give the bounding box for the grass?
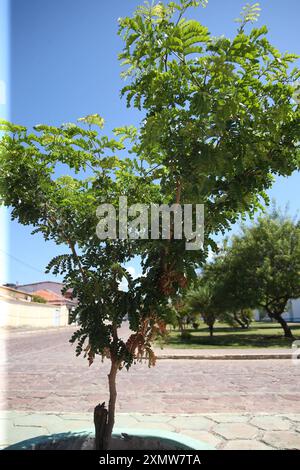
[162,321,300,349]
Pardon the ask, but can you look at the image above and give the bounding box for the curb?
[156,354,292,360]
[3,428,214,451]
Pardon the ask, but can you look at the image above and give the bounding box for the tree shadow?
[166,323,300,348]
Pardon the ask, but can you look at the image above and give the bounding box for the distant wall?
[0,286,32,302]
[255,299,300,323]
[0,297,69,328]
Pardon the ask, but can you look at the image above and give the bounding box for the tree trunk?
[102,360,119,450]
[273,314,295,340]
[94,402,108,450]
[178,318,185,337]
[233,313,246,329]
[209,324,214,337]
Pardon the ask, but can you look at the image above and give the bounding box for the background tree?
[213,212,300,339]
[201,253,255,330]
[186,284,219,336]
[31,294,47,304]
[221,309,254,329]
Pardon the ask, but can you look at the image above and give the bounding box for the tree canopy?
[203,210,300,339]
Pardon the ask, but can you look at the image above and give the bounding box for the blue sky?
[1,0,300,285]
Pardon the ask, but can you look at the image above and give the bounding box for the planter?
[4,427,214,450]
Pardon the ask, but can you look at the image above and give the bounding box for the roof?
[32,289,64,302]
[0,285,33,296]
[32,289,76,307]
[17,281,63,287]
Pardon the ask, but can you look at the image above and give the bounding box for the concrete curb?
[3,427,214,451]
[156,353,292,360]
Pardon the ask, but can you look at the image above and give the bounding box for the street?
[1,326,300,414]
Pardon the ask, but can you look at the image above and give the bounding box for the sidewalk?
[1,411,300,450]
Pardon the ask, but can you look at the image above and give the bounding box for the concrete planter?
[4,427,214,450]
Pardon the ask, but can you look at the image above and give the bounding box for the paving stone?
[133,414,173,424]
[53,420,92,433]
[0,442,9,449]
[114,415,140,427]
[262,430,300,450]
[284,414,300,423]
[0,411,13,420]
[170,416,213,431]
[13,414,64,429]
[121,421,175,432]
[0,410,29,420]
[213,422,258,440]
[250,416,291,431]
[222,440,273,450]
[7,426,49,445]
[0,420,15,443]
[58,413,91,421]
[207,413,250,423]
[181,430,223,449]
[6,325,300,414]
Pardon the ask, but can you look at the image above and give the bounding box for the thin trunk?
[102,360,119,450]
[233,312,246,329]
[178,318,185,336]
[273,314,295,340]
[209,324,214,337]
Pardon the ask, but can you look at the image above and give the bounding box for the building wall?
[255,298,300,322]
[0,286,32,302]
[0,297,69,328]
[288,299,300,322]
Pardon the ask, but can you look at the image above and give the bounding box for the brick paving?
[1,411,300,450]
[1,326,300,449]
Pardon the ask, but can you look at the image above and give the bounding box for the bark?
[102,360,119,450]
[178,318,185,337]
[234,312,249,329]
[273,314,295,340]
[233,313,246,329]
[94,402,108,450]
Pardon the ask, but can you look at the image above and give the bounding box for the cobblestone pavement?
[1,327,300,414]
[1,411,300,450]
[1,327,300,449]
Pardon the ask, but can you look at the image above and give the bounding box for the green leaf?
[77,114,105,129]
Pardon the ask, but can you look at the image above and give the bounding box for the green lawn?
[162,321,300,349]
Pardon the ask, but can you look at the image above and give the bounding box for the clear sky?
[2,0,300,285]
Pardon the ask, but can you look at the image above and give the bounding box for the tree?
[214,213,300,339]
[119,0,300,249]
[167,295,198,337]
[31,294,47,304]
[0,0,299,449]
[186,284,219,336]
[0,116,168,449]
[221,309,254,329]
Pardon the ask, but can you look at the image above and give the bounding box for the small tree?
[214,213,300,339]
[31,294,47,304]
[1,0,299,449]
[0,116,169,449]
[186,284,219,336]
[221,309,254,329]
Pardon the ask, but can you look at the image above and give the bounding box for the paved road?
[1,327,300,414]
